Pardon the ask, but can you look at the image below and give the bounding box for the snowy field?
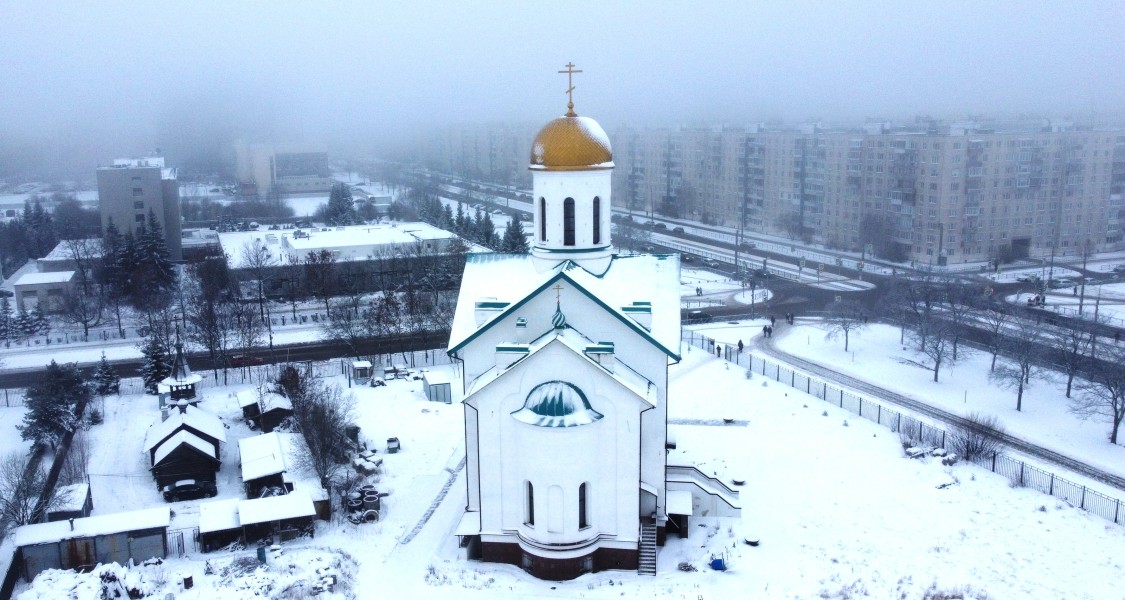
[15,344,1125,598]
[770,322,1125,481]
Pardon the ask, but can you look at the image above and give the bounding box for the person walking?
[715,345,721,357]
[738,339,744,353]
[770,315,776,327]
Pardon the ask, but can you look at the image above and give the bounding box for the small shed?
[352,360,373,381]
[14,507,169,581]
[422,370,452,404]
[237,389,293,433]
[46,483,93,522]
[198,498,243,552]
[238,492,317,544]
[239,432,299,498]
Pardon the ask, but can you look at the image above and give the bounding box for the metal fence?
[681,329,1125,527]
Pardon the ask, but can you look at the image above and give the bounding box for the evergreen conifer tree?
[142,210,176,291]
[92,352,121,396]
[0,296,13,347]
[19,360,89,449]
[140,335,171,394]
[501,219,530,254]
[325,183,356,225]
[454,203,468,236]
[477,212,497,248]
[14,308,37,339]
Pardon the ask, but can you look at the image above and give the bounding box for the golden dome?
[529,115,613,171]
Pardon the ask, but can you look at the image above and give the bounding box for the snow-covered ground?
[769,322,1125,480]
[0,406,30,459]
[15,342,1125,598]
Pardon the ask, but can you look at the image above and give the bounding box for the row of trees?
[0,296,49,347]
[879,272,1125,443]
[399,188,529,253]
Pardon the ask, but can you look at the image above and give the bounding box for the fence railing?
[680,329,1125,527]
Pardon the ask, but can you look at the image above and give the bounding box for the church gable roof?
[464,332,656,413]
[448,253,681,361]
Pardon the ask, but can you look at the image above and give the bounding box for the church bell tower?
[529,63,615,273]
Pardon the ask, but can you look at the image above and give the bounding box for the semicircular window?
[511,381,603,428]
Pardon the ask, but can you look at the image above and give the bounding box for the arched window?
[539,198,547,242]
[526,481,535,526]
[578,482,589,529]
[563,198,576,246]
[592,197,601,244]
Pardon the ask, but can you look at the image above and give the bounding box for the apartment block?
[97,157,182,261]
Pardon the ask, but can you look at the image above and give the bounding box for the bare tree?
[906,318,958,383]
[240,239,277,323]
[233,301,264,354]
[281,253,304,319]
[62,238,101,297]
[612,220,651,254]
[304,249,337,314]
[320,300,371,359]
[1071,343,1125,443]
[940,278,978,360]
[823,299,867,352]
[0,452,69,536]
[288,379,357,489]
[1049,314,1098,399]
[58,428,91,486]
[977,303,1013,371]
[59,288,103,341]
[989,319,1046,411]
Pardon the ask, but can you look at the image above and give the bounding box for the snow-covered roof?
[41,239,103,261]
[236,389,258,409]
[51,483,89,513]
[352,360,372,368]
[236,389,293,412]
[238,491,316,526]
[422,370,451,385]
[143,405,226,453]
[198,498,241,534]
[153,430,218,465]
[448,253,681,361]
[13,507,169,547]
[239,432,303,481]
[14,271,74,286]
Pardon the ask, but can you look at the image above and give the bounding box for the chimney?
[68,518,74,531]
[515,318,528,343]
[177,399,189,414]
[160,407,170,422]
[585,342,615,373]
[474,299,510,327]
[495,344,529,370]
[622,302,652,330]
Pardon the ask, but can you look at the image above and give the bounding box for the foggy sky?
[2,1,1123,178]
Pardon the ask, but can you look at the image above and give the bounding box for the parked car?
[672,226,685,233]
[162,479,217,502]
[230,355,266,367]
[686,310,713,324]
[704,259,722,269]
[739,241,757,249]
[0,289,12,298]
[682,254,695,263]
[653,222,668,230]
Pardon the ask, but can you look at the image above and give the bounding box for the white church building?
[449,75,739,580]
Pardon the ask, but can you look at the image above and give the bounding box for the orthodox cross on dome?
[558,62,582,117]
[552,283,567,329]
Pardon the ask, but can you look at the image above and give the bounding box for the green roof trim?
[622,305,652,314]
[496,344,530,353]
[449,268,680,361]
[475,301,511,310]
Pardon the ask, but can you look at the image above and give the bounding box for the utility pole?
[1078,239,1090,315]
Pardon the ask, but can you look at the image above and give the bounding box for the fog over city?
[2,1,1122,178]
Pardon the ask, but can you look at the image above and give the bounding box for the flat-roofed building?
[97,157,182,260]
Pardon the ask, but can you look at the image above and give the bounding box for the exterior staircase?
[638,523,658,576]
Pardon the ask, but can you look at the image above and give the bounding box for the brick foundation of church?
[480,542,640,581]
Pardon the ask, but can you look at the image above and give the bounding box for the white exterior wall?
[531,170,613,251]
[460,283,669,528]
[469,344,644,551]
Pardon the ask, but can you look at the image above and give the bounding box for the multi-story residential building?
[609,121,1125,264]
[97,157,182,261]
